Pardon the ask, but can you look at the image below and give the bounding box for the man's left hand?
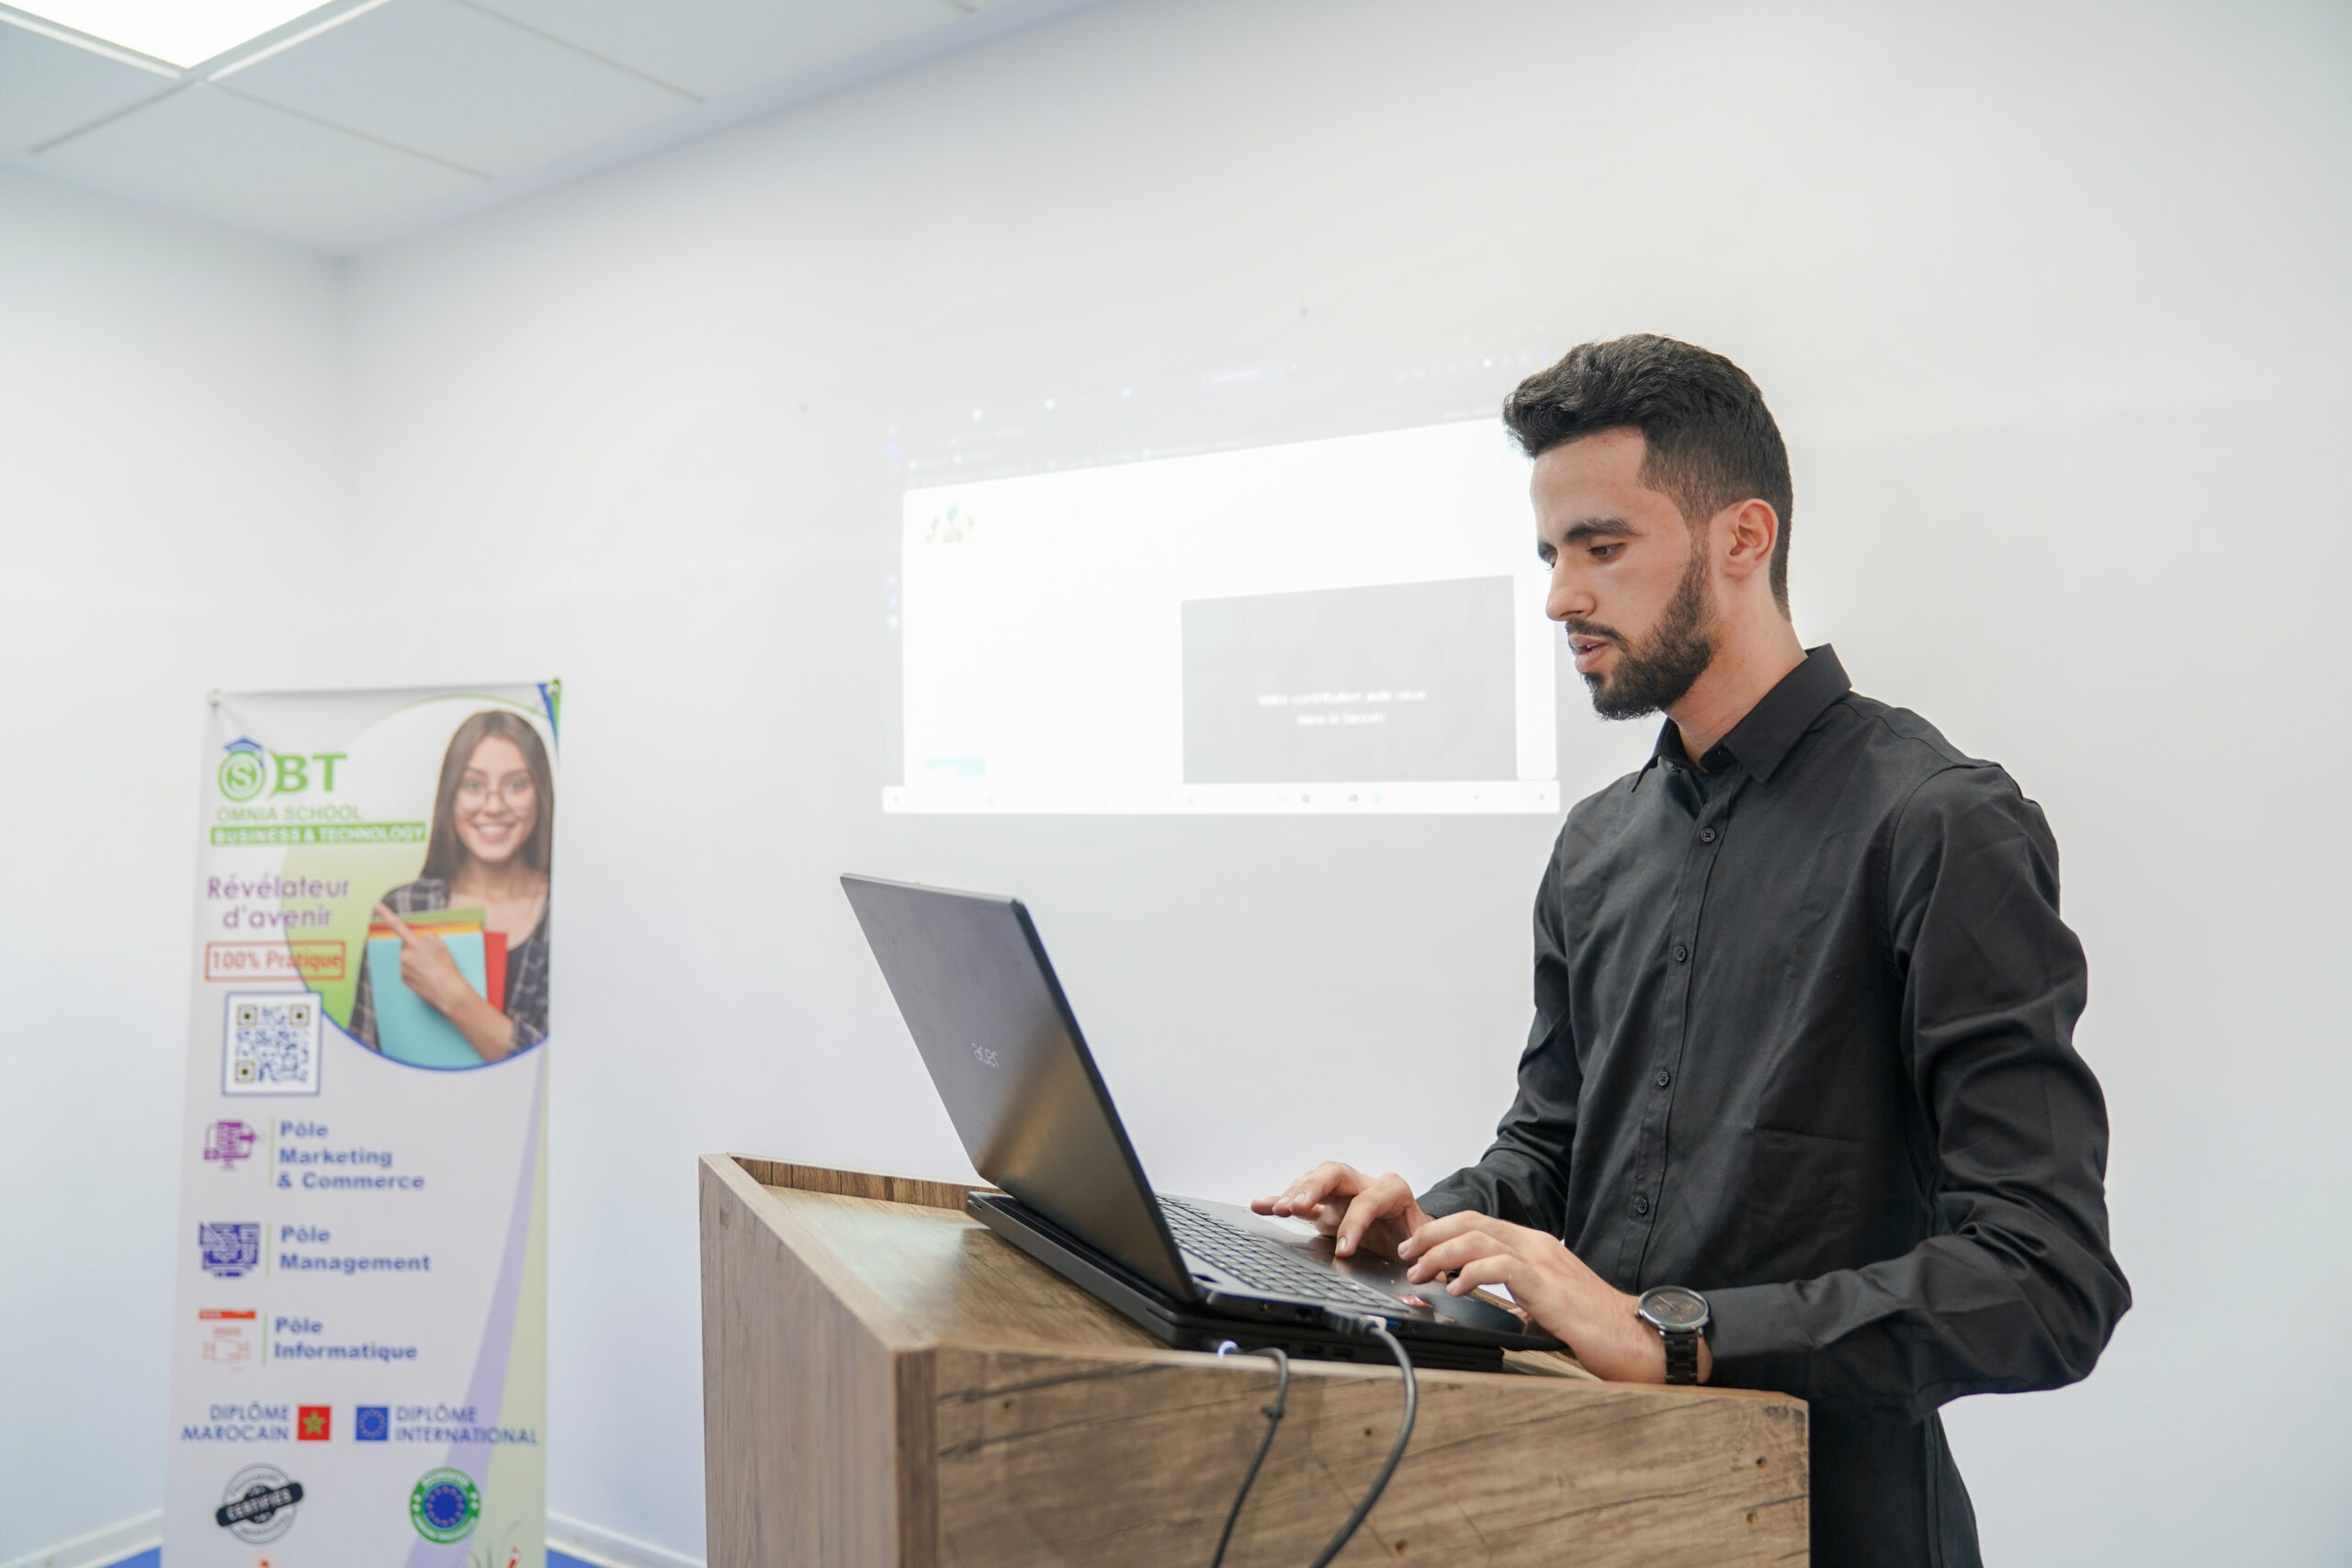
[1398,1212,1712,1384]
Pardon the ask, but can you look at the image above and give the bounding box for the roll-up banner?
[164,683,558,1568]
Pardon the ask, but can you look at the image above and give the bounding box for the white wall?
[336,2,2352,1559]
[0,172,346,1556]
[7,0,2349,1561]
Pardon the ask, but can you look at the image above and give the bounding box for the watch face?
[1640,1286,1708,1330]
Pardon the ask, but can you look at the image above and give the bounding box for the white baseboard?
[548,1513,705,1568]
[0,1511,161,1568]
[4,1507,690,1568]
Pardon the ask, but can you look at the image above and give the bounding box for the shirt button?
[1655,1068,1672,1089]
[1672,943,1690,963]
[1698,827,1717,843]
[1632,1194,1652,1216]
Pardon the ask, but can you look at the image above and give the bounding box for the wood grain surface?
[701,1156,913,1565]
[758,1183,1163,1356]
[931,1345,1807,1567]
[733,1155,989,1214]
[701,1155,1809,1567]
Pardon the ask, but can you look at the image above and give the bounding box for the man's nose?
[1546,563,1591,623]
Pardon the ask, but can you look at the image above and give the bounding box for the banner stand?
[165,682,558,1567]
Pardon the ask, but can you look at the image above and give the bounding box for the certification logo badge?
[198,1308,256,1367]
[215,1464,304,1544]
[410,1467,481,1543]
[297,1404,331,1441]
[355,1404,390,1441]
[202,1119,257,1168]
[198,1221,262,1279]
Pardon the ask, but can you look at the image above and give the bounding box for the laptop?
[841,874,1562,1371]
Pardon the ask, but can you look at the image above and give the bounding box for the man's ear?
[1716,499,1780,585]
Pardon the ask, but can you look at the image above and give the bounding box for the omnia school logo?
[218,739,266,802]
[218,736,348,800]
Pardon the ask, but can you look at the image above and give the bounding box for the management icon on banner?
[164,682,557,1567]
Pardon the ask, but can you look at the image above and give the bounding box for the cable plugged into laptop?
[1306,1312,1418,1568]
[1206,1314,1418,1568]
[1208,1341,1290,1568]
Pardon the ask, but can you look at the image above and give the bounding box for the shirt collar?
[1640,644,1852,786]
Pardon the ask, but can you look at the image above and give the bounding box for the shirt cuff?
[1702,1280,1814,1399]
[1414,1179,1476,1221]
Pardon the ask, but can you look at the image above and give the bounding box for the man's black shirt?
[1421,647,2130,1567]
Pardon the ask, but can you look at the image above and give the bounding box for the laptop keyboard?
[1159,1195,1398,1311]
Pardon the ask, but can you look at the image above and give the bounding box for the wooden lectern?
[700,1154,1807,1566]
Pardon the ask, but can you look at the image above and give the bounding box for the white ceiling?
[0,0,1104,253]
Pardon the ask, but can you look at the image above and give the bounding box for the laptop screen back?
[841,874,1191,1297]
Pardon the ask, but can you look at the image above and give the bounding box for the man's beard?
[1570,543,1714,721]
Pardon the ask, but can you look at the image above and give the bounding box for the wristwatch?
[1635,1285,1711,1384]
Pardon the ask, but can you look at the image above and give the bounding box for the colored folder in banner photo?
[367,929,509,1067]
[368,904,485,935]
[368,908,507,1011]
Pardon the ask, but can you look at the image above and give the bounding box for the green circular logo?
[219,751,266,802]
[409,1467,481,1543]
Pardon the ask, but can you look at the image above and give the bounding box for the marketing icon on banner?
[164,683,557,1567]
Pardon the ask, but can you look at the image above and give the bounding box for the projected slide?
[890,421,1556,814]
[1182,579,1517,784]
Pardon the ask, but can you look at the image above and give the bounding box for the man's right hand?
[1252,1162,1432,1261]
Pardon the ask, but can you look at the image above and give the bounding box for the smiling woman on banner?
[353,709,554,1066]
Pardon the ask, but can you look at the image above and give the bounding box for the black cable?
[1207,1342,1290,1568]
[1307,1316,1418,1568]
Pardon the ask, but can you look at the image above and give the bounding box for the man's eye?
[1590,544,1623,560]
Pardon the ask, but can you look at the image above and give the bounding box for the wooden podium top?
[716,1155,1172,1357]
[701,1153,1807,1567]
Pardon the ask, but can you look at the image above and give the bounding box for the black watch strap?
[1661,1328,1700,1385]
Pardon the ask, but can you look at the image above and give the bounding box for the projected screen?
[888,421,1556,814]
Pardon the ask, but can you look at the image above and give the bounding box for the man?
[1255,335,2130,1566]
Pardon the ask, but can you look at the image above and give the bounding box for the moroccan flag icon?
[297,1405,331,1441]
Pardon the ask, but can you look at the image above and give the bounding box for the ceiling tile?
[0,17,177,152]
[218,0,695,176]
[38,82,479,247]
[468,0,972,102]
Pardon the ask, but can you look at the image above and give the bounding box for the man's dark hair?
[1503,334,1794,612]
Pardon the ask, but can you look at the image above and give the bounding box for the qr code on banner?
[221,993,322,1096]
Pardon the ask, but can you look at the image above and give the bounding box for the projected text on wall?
[889,421,1556,814]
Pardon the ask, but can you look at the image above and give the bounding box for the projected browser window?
[888,420,1557,814]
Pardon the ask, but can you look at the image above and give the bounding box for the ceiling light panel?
[10,0,331,68]
[219,0,695,177]
[38,81,479,246]
[0,17,175,149]
[470,0,976,103]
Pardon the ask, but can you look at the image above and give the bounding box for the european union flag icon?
[355,1404,390,1442]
